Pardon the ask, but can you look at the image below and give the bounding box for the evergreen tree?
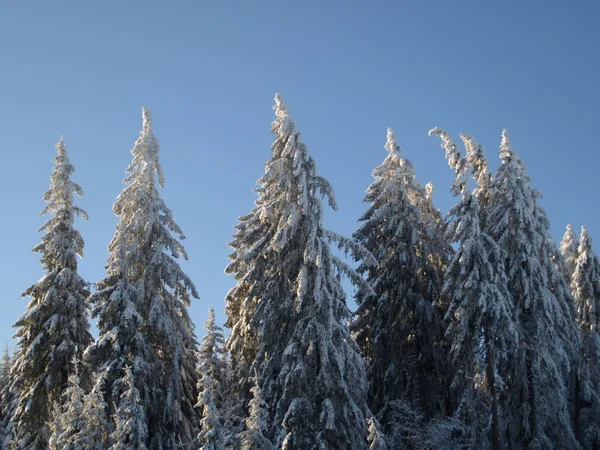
[487,130,579,449]
[48,368,85,450]
[572,226,600,449]
[461,133,493,212]
[225,94,374,449]
[77,378,111,450]
[560,224,579,284]
[110,367,148,450]
[239,376,273,450]
[366,417,388,450]
[198,308,228,408]
[86,108,200,449]
[351,128,449,422]
[431,129,517,450]
[195,308,229,450]
[1,355,18,450]
[0,346,10,444]
[9,137,92,450]
[196,374,226,450]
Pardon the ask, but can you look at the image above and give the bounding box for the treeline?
[0,95,599,450]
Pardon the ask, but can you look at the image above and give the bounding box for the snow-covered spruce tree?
[77,377,111,449]
[571,226,600,449]
[366,417,387,450]
[239,376,273,450]
[430,129,517,450]
[86,108,199,449]
[487,130,579,449]
[195,308,229,449]
[198,308,228,409]
[48,366,85,450]
[0,347,9,437]
[196,374,226,450]
[1,354,17,450]
[110,366,148,450]
[9,136,92,450]
[560,224,580,285]
[225,94,375,449]
[351,128,450,424]
[461,134,493,211]
[0,347,12,449]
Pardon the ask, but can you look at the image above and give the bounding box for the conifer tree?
[77,378,110,449]
[461,133,493,212]
[198,308,228,407]
[110,367,148,450]
[0,346,10,444]
[196,374,226,450]
[86,108,200,449]
[431,129,517,450]
[9,137,92,450]
[571,226,600,449]
[225,94,374,449]
[195,308,229,450]
[351,128,449,423]
[366,418,388,450]
[48,368,85,450]
[1,355,17,450]
[487,130,579,449]
[239,376,273,450]
[560,224,579,284]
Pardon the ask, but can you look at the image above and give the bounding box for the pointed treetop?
[425,182,434,199]
[561,224,579,254]
[56,135,67,156]
[274,93,288,118]
[580,225,592,246]
[384,127,401,157]
[142,107,153,135]
[429,127,469,197]
[499,129,515,163]
[560,223,580,281]
[580,225,591,249]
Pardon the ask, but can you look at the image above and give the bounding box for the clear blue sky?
[1,1,599,350]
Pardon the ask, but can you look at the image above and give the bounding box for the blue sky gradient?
[1,1,599,349]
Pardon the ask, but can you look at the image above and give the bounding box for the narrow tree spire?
[571,226,600,448]
[488,130,579,449]
[110,367,148,450]
[560,224,580,284]
[86,108,199,449]
[9,137,92,450]
[226,94,373,449]
[352,127,449,428]
[432,129,516,450]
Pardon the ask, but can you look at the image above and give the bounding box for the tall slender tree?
[430,129,516,450]
[198,308,228,409]
[196,308,228,450]
[77,378,110,449]
[196,374,226,450]
[239,376,273,450]
[9,137,92,450]
[86,108,200,449]
[560,224,580,284]
[571,226,600,449]
[0,346,10,445]
[487,130,579,449]
[110,367,148,450]
[48,365,85,450]
[351,128,449,424]
[225,94,374,449]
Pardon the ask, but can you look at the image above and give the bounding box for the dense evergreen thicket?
[2,96,599,450]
